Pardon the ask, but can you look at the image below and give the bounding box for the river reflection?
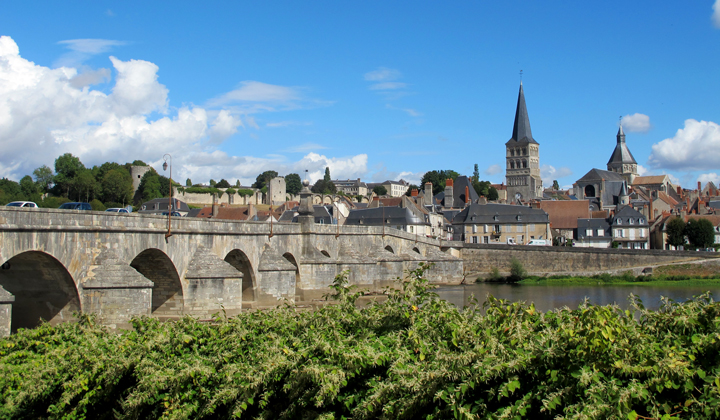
[434,283,720,312]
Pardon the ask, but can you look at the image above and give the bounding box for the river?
[434,282,720,312]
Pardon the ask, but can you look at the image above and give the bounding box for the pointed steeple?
[508,83,538,144]
[607,124,636,165]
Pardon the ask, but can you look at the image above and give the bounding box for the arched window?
[522,160,527,168]
[510,161,515,169]
[510,149,515,156]
[584,185,596,198]
[522,148,527,155]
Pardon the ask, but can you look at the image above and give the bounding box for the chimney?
[649,197,654,221]
[698,181,702,192]
[677,186,683,198]
[424,182,432,199]
[411,189,418,197]
[465,185,470,204]
[444,179,454,208]
[212,194,219,217]
[248,203,256,220]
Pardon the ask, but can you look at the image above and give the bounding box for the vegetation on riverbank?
[2,264,720,419]
[518,263,720,285]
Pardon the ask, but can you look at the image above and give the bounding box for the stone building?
[267,176,286,205]
[451,203,551,244]
[505,83,542,202]
[332,179,368,197]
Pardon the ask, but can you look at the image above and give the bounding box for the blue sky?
[1,1,719,189]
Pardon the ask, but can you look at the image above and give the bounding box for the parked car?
[6,201,38,208]
[58,202,92,210]
[527,239,550,246]
[161,211,182,217]
[105,208,130,213]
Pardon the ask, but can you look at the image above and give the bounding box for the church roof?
[506,83,538,146]
[577,168,626,183]
[607,125,637,165]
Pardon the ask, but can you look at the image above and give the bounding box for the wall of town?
[459,243,719,280]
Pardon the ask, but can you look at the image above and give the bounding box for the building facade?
[451,203,551,244]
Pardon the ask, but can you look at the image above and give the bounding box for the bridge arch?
[224,249,256,303]
[0,250,80,332]
[130,249,183,317]
[283,252,301,301]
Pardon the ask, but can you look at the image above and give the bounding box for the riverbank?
[512,263,720,285]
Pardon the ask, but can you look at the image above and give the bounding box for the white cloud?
[621,113,651,133]
[208,81,300,107]
[713,0,720,28]
[637,164,650,176]
[540,165,573,186]
[55,39,127,67]
[648,119,720,171]
[364,67,401,81]
[208,110,242,144]
[698,172,720,186]
[485,164,502,176]
[370,82,407,91]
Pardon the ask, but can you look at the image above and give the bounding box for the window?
[516,225,523,232]
[617,219,622,225]
[483,224,488,233]
[472,224,477,233]
[483,236,489,244]
[409,226,414,233]
[639,219,645,224]
[597,229,604,236]
[640,228,646,238]
[586,229,593,237]
[629,218,634,224]
[494,224,501,233]
[472,236,478,244]
[516,215,522,221]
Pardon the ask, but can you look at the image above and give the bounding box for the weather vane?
[519,69,523,82]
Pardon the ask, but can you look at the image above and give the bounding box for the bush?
[37,196,70,208]
[486,266,502,281]
[90,199,106,211]
[508,257,527,281]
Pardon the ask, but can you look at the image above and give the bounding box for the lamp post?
[162,154,172,241]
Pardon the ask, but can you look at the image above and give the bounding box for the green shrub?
[37,196,70,208]
[508,257,527,281]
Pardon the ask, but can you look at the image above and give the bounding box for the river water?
[434,283,720,312]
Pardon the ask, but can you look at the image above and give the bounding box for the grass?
[519,272,720,285]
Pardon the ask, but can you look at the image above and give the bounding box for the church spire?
[509,83,537,144]
[617,124,625,143]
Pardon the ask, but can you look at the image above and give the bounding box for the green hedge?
[1,264,720,419]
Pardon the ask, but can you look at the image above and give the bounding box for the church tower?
[607,125,638,185]
[505,83,542,202]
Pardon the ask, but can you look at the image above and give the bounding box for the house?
[332,179,368,197]
[377,180,410,197]
[138,197,191,216]
[573,169,627,211]
[538,200,590,242]
[450,203,551,244]
[433,176,479,209]
[344,206,430,235]
[575,218,612,248]
[278,205,334,224]
[610,205,650,249]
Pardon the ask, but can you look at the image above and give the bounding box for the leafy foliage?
[253,170,278,190]
[373,185,387,196]
[215,179,231,188]
[666,217,687,248]
[285,173,302,196]
[685,218,715,248]
[3,265,720,419]
[421,170,459,195]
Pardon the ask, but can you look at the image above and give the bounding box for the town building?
[505,83,542,202]
[606,125,638,185]
[138,197,190,216]
[344,205,430,235]
[575,218,612,248]
[332,179,368,197]
[609,205,649,249]
[451,203,551,244]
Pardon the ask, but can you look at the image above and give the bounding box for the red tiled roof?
[538,200,590,229]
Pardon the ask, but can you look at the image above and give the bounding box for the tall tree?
[685,218,715,248]
[253,170,278,190]
[0,178,22,205]
[421,170,459,195]
[472,180,491,197]
[665,217,686,248]
[487,186,499,201]
[19,175,39,200]
[138,170,162,202]
[324,167,331,182]
[373,185,387,196]
[472,164,480,182]
[216,179,231,188]
[101,168,133,205]
[285,173,302,195]
[32,165,54,193]
[54,153,85,197]
[186,178,192,187]
[73,169,99,202]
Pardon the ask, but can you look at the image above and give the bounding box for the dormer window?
[617,219,622,225]
[493,215,499,221]
[639,219,644,224]
[516,215,522,221]
[629,218,634,224]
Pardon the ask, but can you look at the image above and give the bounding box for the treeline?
[1,265,720,419]
[403,167,499,200]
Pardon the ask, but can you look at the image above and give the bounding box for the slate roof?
[506,83,538,145]
[611,205,648,226]
[607,125,637,165]
[139,197,190,213]
[577,218,611,240]
[577,168,626,183]
[432,176,479,208]
[345,206,428,227]
[451,203,549,226]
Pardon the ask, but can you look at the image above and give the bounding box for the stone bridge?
[0,207,463,335]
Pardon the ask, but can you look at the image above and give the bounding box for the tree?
[54,153,85,197]
[186,178,192,187]
[472,164,480,183]
[101,169,133,205]
[421,170,459,195]
[73,169,99,202]
[285,173,302,195]
[373,185,387,196]
[138,170,162,202]
[19,175,39,199]
[216,179,231,188]
[685,218,715,248]
[487,186,499,201]
[0,178,22,205]
[472,180,491,197]
[665,217,687,248]
[209,179,217,187]
[132,160,147,166]
[324,167,331,182]
[253,170,278,190]
[33,165,54,193]
[311,179,336,194]
[552,180,560,190]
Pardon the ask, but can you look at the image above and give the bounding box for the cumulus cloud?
[0,35,363,184]
[648,119,720,171]
[713,0,720,28]
[621,113,652,133]
[485,164,502,176]
[364,67,401,81]
[540,165,573,186]
[637,165,650,176]
[69,68,111,88]
[698,172,720,186]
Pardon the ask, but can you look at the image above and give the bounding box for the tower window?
[510,161,515,169]
[522,160,527,168]
[510,149,515,156]
[522,148,527,155]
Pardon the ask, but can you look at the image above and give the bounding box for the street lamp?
[163,154,173,241]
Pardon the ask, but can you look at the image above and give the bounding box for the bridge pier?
[183,246,244,317]
[0,285,13,337]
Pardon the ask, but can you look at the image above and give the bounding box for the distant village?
[136,83,720,251]
[3,84,718,251]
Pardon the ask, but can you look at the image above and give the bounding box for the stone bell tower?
[505,83,542,202]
